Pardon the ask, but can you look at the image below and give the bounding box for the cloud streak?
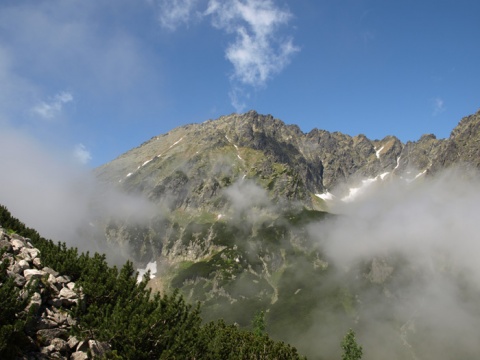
[154,0,202,31]
[206,0,299,87]
[432,97,446,116]
[74,143,92,164]
[32,91,73,120]
[154,0,299,111]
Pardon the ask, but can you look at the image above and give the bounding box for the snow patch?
[379,172,390,180]
[414,170,427,179]
[315,192,335,201]
[137,261,157,283]
[170,137,183,148]
[375,146,384,158]
[405,170,427,183]
[394,156,401,170]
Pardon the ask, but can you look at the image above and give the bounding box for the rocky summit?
[96,109,480,207]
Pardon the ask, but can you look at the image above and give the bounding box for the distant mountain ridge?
[96,108,480,206]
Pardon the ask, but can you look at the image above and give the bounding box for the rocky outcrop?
[430,109,480,172]
[0,226,110,359]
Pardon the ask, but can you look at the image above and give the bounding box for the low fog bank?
[0,128,156,265]
[304,168,480,359]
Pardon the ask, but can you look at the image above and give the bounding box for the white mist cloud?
[153,0,299,110]
[154,0,202,30]
[316,170,480,271]
[306,169,480,359]
[0,1,153,112]
[432,97,446,116]
[0,127,155,260]
[206,0,299,87]
[224,179,270,213]
[74,143,92,164]
[32,91,73,120]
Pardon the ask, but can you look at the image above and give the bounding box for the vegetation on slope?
[0,205,305,359]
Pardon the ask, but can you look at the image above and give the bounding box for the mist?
[0,127,156,264]
[303,168,480,359]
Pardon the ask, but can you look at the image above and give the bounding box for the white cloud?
[74,143,92,164]
[229,86,249,112]
[154,0,202,31]
[32,91,73,120]
[206,0,299,87]
[0,126,156,259]
[153,0,299,110]
[432,97,446,116]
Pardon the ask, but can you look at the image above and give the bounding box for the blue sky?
[1,0,479,168]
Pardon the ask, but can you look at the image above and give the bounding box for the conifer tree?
[341,329,363,360]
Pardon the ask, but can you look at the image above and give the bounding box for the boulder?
[89,340,111,358]
[0,239,12,251]
[51,338,69,353]
[11,238,26,251]
[37,328,69,343]
[24,268,46,281]
[70,351,89,360]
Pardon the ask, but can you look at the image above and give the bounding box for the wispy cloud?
[206,0,299,87]
[74,143,92,164]
[432,97,446,116]
[32,91,73,120]
[154,0,202,31]
[154,0,299,111]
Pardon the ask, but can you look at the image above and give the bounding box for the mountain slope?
[91,108,480,359]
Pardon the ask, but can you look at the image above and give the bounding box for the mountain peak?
[96,108,480,213]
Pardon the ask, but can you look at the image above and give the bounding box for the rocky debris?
[0,226,110,359]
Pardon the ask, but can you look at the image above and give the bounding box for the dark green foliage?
[0,253,33,359]
[199,320,306,360]
[286,208,329,226]
[252,310,266,336]
[171,261,215,288]
[0,205,307,359]
[341,329,363,360]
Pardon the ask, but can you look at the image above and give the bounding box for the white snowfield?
[375,146,384,158]
[316,168,426,205]
[315,191,335,201]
